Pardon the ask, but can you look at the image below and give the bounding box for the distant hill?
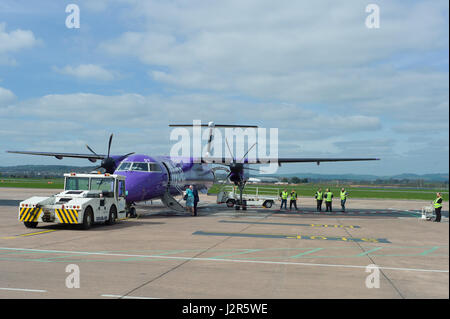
[258,172,449,182]
[0,165,97,176]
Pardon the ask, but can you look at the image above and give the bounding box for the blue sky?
[0,0,448,175]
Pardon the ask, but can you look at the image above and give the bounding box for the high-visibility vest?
[290,192,297,200]
[325,192,333,202]
[340,191,347,200]
[434,198,442,208]
[281,191,288,200]
[316,191,323,200]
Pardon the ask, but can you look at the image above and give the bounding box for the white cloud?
[0,1,448,174]
[99,1,448,128]
[0,22,40,65]
[0,90,382,154]
[53,64,118,81]
[0,86,16,107]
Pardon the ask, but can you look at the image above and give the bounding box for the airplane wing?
[198,157,380,165]
[6,151,106,162]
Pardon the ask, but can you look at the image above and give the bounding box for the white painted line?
[0,287,47,293]
[0,247,448,274]
[101,294,159,299]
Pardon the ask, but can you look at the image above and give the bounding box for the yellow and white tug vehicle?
[18,173,127,230]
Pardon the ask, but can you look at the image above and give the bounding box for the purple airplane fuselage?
[111,154,218,204]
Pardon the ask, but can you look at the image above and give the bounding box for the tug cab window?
[91,178,115,197]
[65,177,89,191]
[117,180,126,198]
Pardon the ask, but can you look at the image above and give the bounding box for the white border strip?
[0,287,47,293]
[101,294,158,299]
[0,247,448,274]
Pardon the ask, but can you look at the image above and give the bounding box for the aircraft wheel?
[24,221,38,228]
[226,199,235,208]
[263,200,273,208]
[235,205,240,210]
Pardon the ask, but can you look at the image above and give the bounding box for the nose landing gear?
[126,204,137,218]
[234,182,247,211]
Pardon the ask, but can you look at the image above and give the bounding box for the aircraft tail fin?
[169,121,258,158]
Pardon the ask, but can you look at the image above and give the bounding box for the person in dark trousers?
[193,185,200,216]
[434,192,443,222]
[325,188,333,212]
[315,188,323,212]
[340,188,349,212]
[280,189,288,210]
[289,189,298,211]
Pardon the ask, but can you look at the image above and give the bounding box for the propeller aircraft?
[7,122,380,214]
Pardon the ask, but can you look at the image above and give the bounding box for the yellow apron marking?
[18,230,57,237]
[1,229,57,239]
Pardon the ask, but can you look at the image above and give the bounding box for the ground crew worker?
[315,188,323,211]
[193,185,200,216]
[280,189,288,210]
[434,192,443,222]
[290,189,298,211]
[340,188,349,212]
[325,188,333,212]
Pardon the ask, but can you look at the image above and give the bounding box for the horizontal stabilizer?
[169,124,258,128]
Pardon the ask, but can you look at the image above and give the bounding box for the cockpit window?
[117,161,161,172]
[117,162,132,171]
[149,163,162,172]
[131,162,149,171]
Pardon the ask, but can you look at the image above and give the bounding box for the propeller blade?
[107,134,113,158]
[225,138,235,163]
[213,162,233,167]
[86,144,99,157]
[116,152,135,161]
[240,142,257,163]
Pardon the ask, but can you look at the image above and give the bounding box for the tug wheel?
[24,222,38,228]
[82,207,94,230]
[105,205,117,225]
